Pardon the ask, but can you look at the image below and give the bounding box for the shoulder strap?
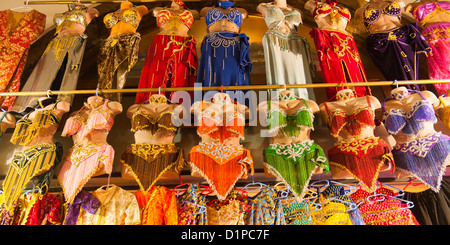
[302,99,309,109]
[324,102,330,114]
[440,96,447,107]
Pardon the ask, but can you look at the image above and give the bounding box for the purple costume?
[413,2,450,95]
[63,190,100,225]
[383,90,450,192]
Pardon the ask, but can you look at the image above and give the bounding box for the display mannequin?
[383,86,450,192]
[257,0,315,100]
[3,97,69,211]
[306,0,371,100]
[120,94,186,193]
[97,1,148,102]
[188,93,253,200]
[406,0,450,96]
[355,0,431,87]
[135,0,199,104]
[196,0,252,88]
[12,3,99,112]
[319,89,394,190]
[57,96,122,204]
[0,8,46,109]
[258,90,328,200]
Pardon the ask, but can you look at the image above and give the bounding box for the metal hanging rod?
[25,0,207,4]
[0,80,448,97]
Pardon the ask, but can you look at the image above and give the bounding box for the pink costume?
[413,2,450,95]
[57,101,115,204]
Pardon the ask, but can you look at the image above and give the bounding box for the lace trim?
[193,142,245,164]
[393,132,441,157]
[334,137,380,155]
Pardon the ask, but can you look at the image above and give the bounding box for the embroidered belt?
[393,132,441,158]
[193,142,248,164]
[129,143,179,162]
[268,140,327,163]
[334,137,380,156]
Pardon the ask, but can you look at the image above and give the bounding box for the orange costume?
[0,9,46,109]
[136,186,178,225]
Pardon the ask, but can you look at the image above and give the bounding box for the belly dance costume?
[263,94,329,201]
[262,5,315,100]
[364,1,431,86]
[325,96,394,191]
[439,96,450,129]
[309,0,371,100]
[188,93,254,200]
[120,96,186,193]
[382,90,450,192]
[2,102,64,212]
[197,1,252,88]
[97,6,143,102]
[413,2,450,95]
[136,8,198,104]
[0,9,45,109]
[57,99,115,204]
[12,5,89,111]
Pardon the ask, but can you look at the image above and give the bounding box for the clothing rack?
[1,79,449,97]
[24,0,208,4]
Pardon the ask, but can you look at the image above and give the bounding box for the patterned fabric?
[207,199,244,225]
[242,186,282,225]
[176,184,208,225]
[136,186,178,225]
[0,9,46,109]
[64,190,100,225]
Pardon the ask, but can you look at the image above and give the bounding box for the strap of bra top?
[324,102,330,114]
[0,111,7,123]
[439,96,447,107]
[302,99,309,109]
[366,96,371,108]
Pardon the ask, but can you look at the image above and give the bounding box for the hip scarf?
[366,23,431,88]
[263,140,329,201]
[12,34,87,111]
[392,132,450,192]
[120,143,186,193]
[422,22,450,95]
[97,32,140,102]
[263,29,315,100]
[197,31,252,87]
[310,28,371,100]
[2,143,63,211]
[136,34,198,104]
[328,137,394,190]
[188,142,254,200]
[57,142,114,203]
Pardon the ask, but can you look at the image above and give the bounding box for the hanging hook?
[159,87,161,94]
[394,79,399,88]
[46,90,52,97]
[96,88,100,96]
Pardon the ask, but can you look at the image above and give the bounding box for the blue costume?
[197,1,252,88]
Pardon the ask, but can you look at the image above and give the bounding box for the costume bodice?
[196,93,245,143]
[324,96,376,138]
[363,1,402,29]
[313,0,351,23]
[53,5,88,33]
[382,90,438,137]
[157,9,194,29]
[104,8,141,29]
[267,93,314,140]
[205,2,243,29]
[413,2,450,25]
[264,5,302,30]
[11,99,61,145]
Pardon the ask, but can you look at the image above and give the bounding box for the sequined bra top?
[267,93,314,140]
[264,5,302,30]
[130,97,178,137]
[53,5,88,33]
[413,2,450,25]
[313,0,351,23]
[205,3,243,29]
[363,1,402,29]
[382,90,437,137]
[11,101,61,145]
[197,93,245,143]
[324,96,375,137]
[104,8,141,29]
[157,9,194,29]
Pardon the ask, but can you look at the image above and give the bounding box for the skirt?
[57,142,115,203]
[197,31,252,88]
[263,29,315,100]
[97,32,141,102]
[422,22,450,95]
[136,34,198,104]
[188,142,253,200]
[393,132,450,192]
[263,140,329,201]
[120,143,186,193]
[310,28,371,100]
[366,23,431,88]
[328,137,394,190]
[12,34,87,111]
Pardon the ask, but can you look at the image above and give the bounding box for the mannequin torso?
[355,0,405,33]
